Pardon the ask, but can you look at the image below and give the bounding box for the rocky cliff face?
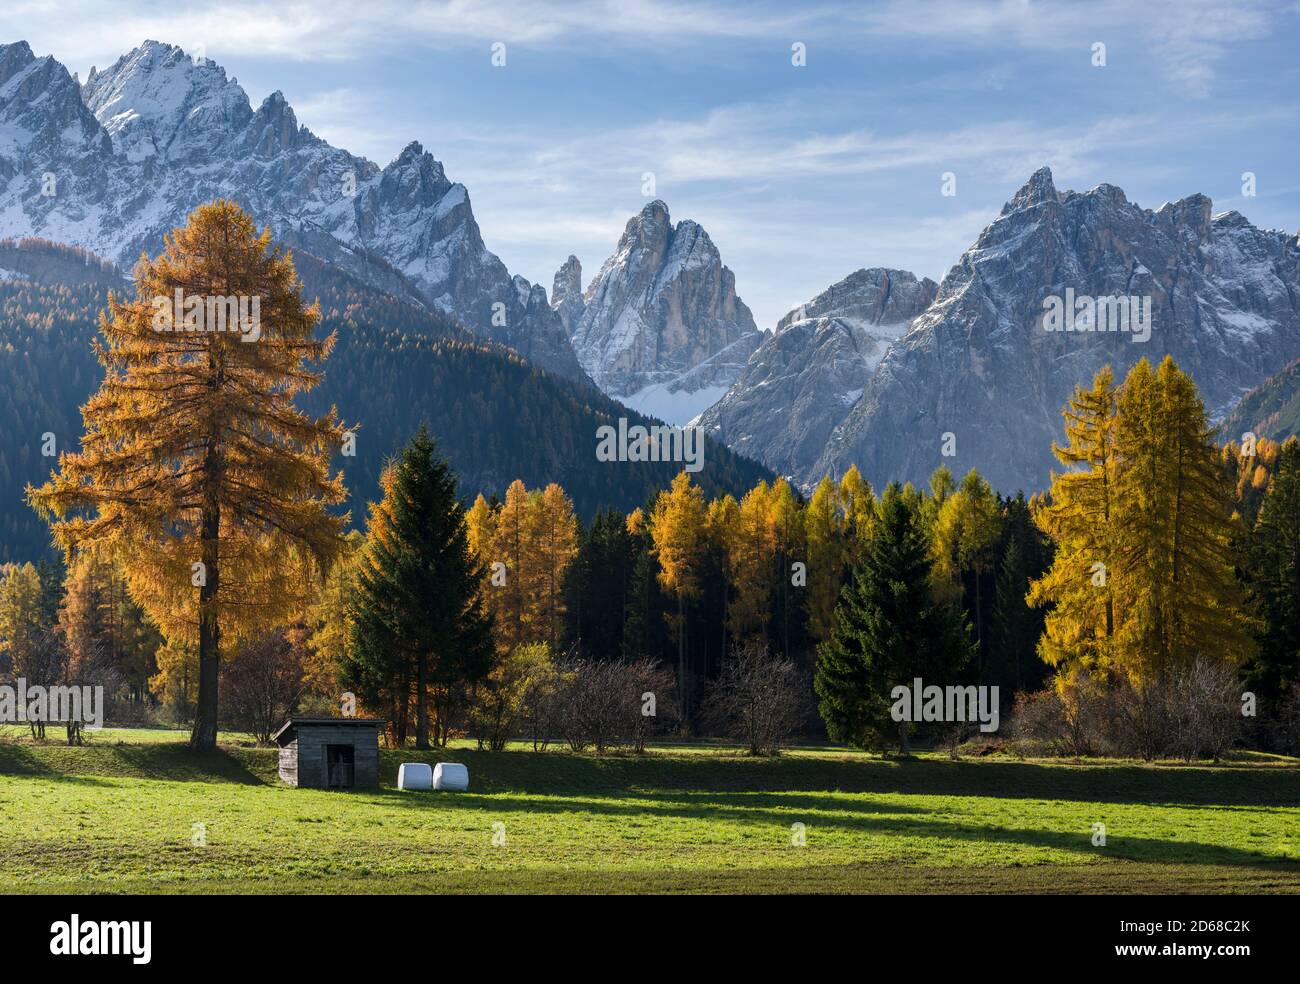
[551,254,585,336]
[698,268,937,479]
[0,39,586,381]
[567,200,761,423]
[814,168,1300,492]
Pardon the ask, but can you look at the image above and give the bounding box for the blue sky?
[4,0,1299,328]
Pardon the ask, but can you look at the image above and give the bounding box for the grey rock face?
[815,167,1300,493]
[569,200,761,423]
[0,39,586,381]
[551,254,585,336]
[698,268,936,481]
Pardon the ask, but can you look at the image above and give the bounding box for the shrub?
[1010,673,1112,757]
[469,643,555,751]
[1012,659,1244,761]
[1160,657,1243,761]
[702,640,812,755]
[621,656,679,753]
[219,629,309,745]
[549,657,678,754]
[1008,688,1070,756]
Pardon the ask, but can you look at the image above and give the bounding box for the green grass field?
[1,726,1298,894]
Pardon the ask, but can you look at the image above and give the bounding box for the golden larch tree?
[1109,356,1254,683]
[530,483,578,648]
[804,475,846,645]
[649,471,708,714]
[1028,366,1119,681]
[28,200,348,749]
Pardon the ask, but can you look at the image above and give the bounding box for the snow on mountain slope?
[562,200,761,423]
[697,267,937,480]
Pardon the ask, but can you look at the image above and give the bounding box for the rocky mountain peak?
[699,267,936,480]
[0,40,105,167]
[239,90,302,156]
[776,267,938,333]
[627,198,671,234]
[379,140,452,208]
[597,199,674,282]
[1156,193,1214,239]
[813,170,1300,493]
[1001,165,1060,216]
[570,201,760,423]
[553,254,581,300]
[550,254,584,335]
[0,40,35,86]
[83,40,252,162]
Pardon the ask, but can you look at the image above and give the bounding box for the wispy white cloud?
[2,0,1288,95]
[445,95,1295,326]
[0,0,826,70]
[847,0,1283,97]
[2,0,1294,328]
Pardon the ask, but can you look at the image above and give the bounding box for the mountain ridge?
[0,38,588,382]
[810,167,1300,492]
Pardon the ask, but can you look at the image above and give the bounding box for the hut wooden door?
[325,744,355,788]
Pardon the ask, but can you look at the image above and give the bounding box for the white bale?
[397,762,433,791]
[432,762,469,792]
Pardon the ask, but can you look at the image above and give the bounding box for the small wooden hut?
[272,718,383,789]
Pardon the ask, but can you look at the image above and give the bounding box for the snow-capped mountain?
[697,268,937,479]
[0,39,586,381]
[563,200,762,424]
[815,168,1300,492]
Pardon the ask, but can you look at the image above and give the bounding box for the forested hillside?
[1222,358,1300,443]
[0,254,106,561]
[0,241,772,563]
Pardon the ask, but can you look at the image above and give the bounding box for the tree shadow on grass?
[0,740,268,786]
[369,785,934,828]
[371,784,1300,875]
[372,748,1300,808]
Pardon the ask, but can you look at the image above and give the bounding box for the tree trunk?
[898,720,911,755]
[677,595,687,723]
[415,652,431,749]
[190,501,221,750]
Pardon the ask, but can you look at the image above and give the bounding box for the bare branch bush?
[701,640,812,755]
[219,629,308,745]
[551,657,679,754]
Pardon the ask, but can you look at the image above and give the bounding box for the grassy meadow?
[1,726,1298,894]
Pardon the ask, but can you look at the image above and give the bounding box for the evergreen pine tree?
[1245,437,1300,701]
[815,483,973,752]
[564,507,636,658]
[623,507,667,663]
[344,425,493,748]
[989,493,1051,697]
